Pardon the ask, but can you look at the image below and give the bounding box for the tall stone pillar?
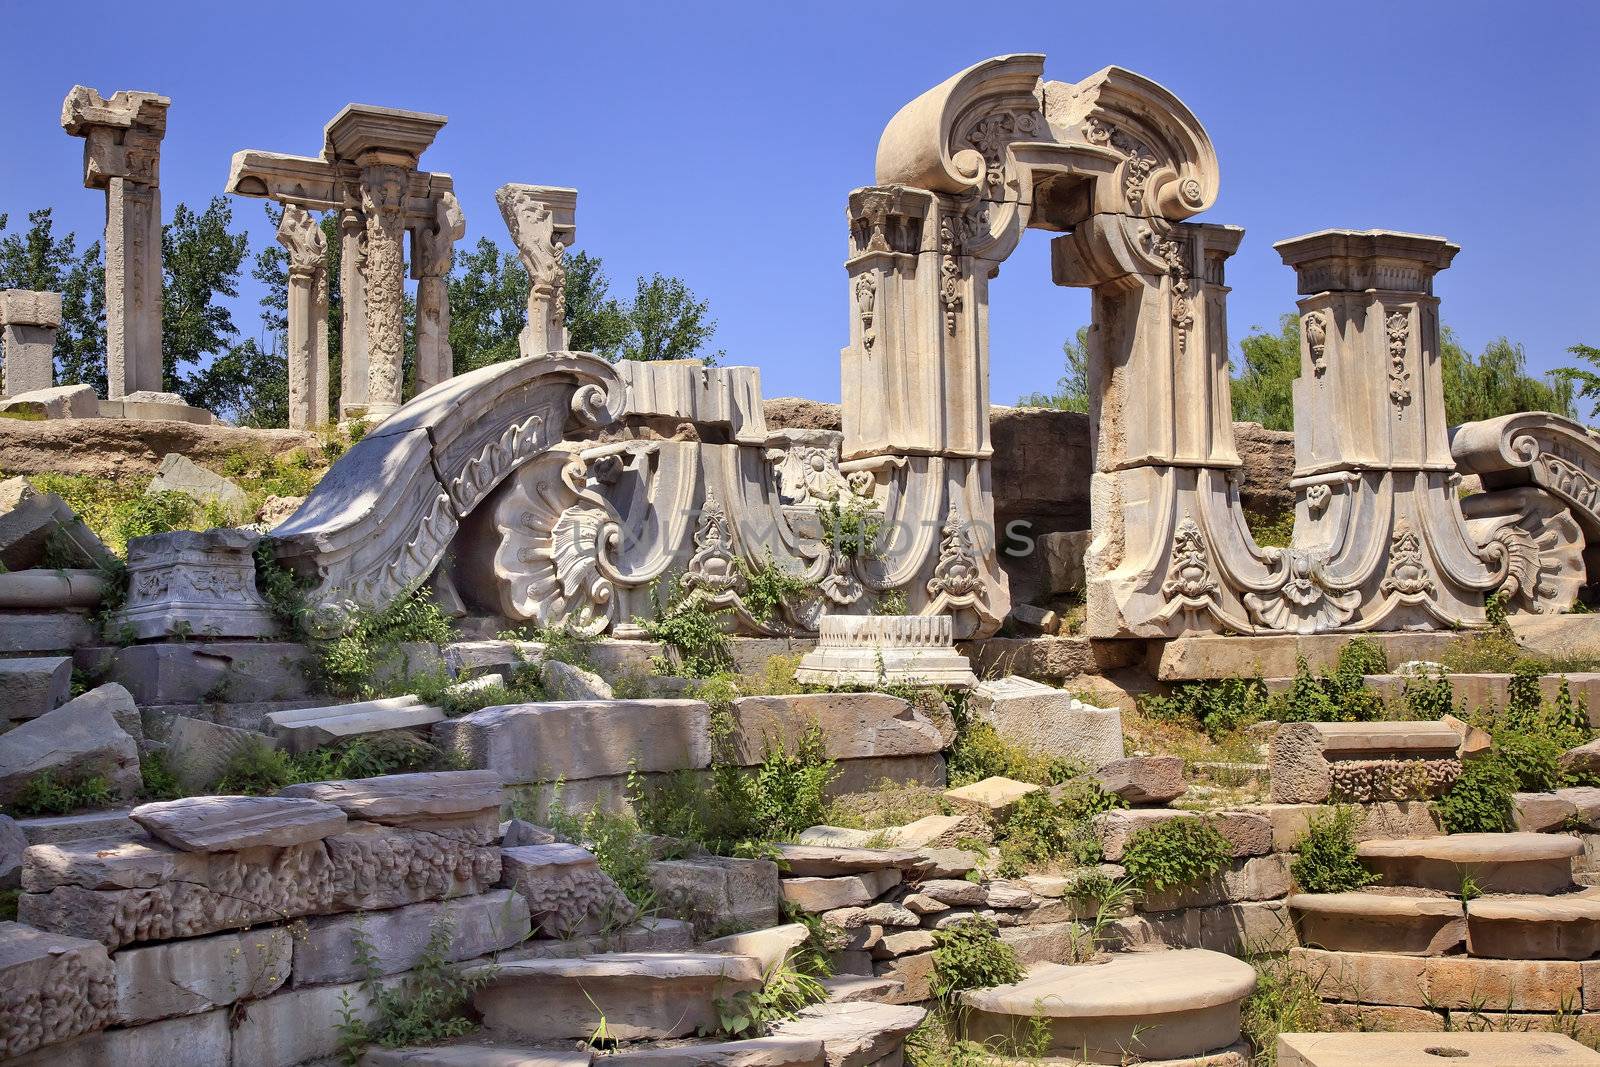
[1275,229,1511,629]
[359,162,408,419]
[0,290,63,396]
[61,86,169,399]
[275,206,329,428]
[413,192,465,393]
[496,184,575,357]
[338,203,369,419]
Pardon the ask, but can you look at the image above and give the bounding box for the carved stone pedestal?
[109,529,279,640]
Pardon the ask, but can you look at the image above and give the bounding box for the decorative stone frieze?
[108,528,278,640]
[61,86,168,399]
[0,921,115,1059]
[794,615,977,689]
[1270,720,1464,804]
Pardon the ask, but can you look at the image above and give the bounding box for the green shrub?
[1139,676,1273,739]
[254,539,313,635]
[5,771,114,817]
[1291,806,1379,894]
[1268,654,1383,725]
[930,916,1023,999]
[992,780,1122,877]
[314,589,456,698]
[1403,673,1457,719]
[637,576,733,678]
[632,723,836,857]
[738,553,814,627]
[818,499,884,560]
[1336,637,1388,677]
[1493,728,1564,792]
[335,916,492,1061]
[212,734,457,795]
[1121,817,1232,892]
[1550,677,1591,751]
[947,696,1084,786]
[711,955,828,1038]
[139,750,184,801]
[0,889,18,922]
[1436,755,1520,834]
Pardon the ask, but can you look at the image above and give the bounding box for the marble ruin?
[227,104,462,425]
[4,50,1600,1067]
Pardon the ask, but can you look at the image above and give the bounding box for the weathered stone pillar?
[359,162,408,419]
[1275,229,1510,629]
[338,203,369,419]
[413,192,465,393]
[275,206,329,428]
[60,87,169,399]
[496,184,575,357]
[0,290,62,396]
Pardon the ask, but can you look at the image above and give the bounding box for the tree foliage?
[1229,314,1574,430]
[163,197,249,396]
[0,208,106,394]
[1016,325,1090,411]
[1554,344,1600,421]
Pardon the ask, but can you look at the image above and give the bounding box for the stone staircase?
[1289,828,1600,1032]
[960,948,1257,1064]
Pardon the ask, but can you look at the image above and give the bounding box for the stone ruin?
[6,51,1600,1067]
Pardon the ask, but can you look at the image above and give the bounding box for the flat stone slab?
[469,952,764,1042]
[295,889,531,984]
[1358,832,1582,894]
[1289,892,1465,955]
[963,949,1255,1062]
[769,1000,925,1067]
[1467,893,1600,959]
[774,843,929,877]
[782,870,900,913]
[1277,1031,1600,1067]
[129,795,348,852]
[113,926,291,1024]
[363,1048,593,1067]
[266,696,445,754]
[1094,755,1185,805]
[434,700,711,785]
[604,1036,824,1066]
[0,655,72,722]
[943,776,1039,816]
[280,769,503,823]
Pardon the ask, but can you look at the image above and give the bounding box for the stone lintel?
[0,290,63,328]
[226,150,453,224]
[1273,228,1460,296]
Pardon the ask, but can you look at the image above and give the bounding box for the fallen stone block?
[1271,720,1464,804]
[108,527,280,640]
[129,794,348,852]
[771,997,926,1063]
[13,808,138,846]
[1467,894,1600,961]
[0,476,110,571]
[0,683,141,805]
[883,812,988,848]
[113,926,291,1024]
[969,676,1123,769]
[0,814,23,888]
[943,776,1039,818]
[1289,892,1465,956]
[1093,755,1185,805]
[146,452,245,512]
[228,977,387,1067]
[1515,791,1579,832]
[1277,1031,1600,1067]
[164,715,278,792]
[435,699,711,784]
[542,658,614,701]
[266,695,445,754]
[1357,832,1581,895]
[500,818,557,846]
[20,822,499,949]
[648,855,782,936]
[704,922,812,974]
[774,843,930,877]
[1092,807,1274,861]
[0,570,106,610]
[0,920,115,1059]
[0,611,97,654]
[294,888,531,985]
[280,768,502,835]
[782,870,901,913]
[0,384,99,420]
[501,842,636,938]
[0,655,71,722]
[603,1037,823,1067]
[728,693,943,764]
[105,640,314,705]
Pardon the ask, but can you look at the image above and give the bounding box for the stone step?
[1277,1031,1600,1066]
[1466,892,1600,960]
[1288,892,1465,955]
[1357,832,1581,894]
[266,695,445,753]
[468,952,765,1042]
[362,1047,592,1066]
[767,1001,925,1067]
[960,948,1257,1062]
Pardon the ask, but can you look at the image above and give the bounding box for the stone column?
[1275,229,1507,629]
[412,192,465,393]
[0,290,63,396]
[275,206,329,428]
[358,162,408,419]
[337,202,369,420]
[60,86,169,399]
[495,184,575,357]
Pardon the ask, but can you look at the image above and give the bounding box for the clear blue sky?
[3,0,1596,406]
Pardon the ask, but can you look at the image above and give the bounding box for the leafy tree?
[617,272,721,364]
[1554,344,1600,421]
[183,337,288,427]
[447,237,525,372]
[565,250,629,357]
[1442,331,1573,423]
[1231,315,1574,430]
[0,208,106,394]
[1017,325,1090,411]
[1231,314,1300,431]
[163,197,248,398]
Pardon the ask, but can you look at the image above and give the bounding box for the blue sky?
[2,0,1596,405]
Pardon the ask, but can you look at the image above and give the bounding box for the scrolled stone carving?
[1452,411,1600,565]
[1461,485,1586,614]
[277,203,326,278]
[1303,310,1327,376]
[497,183,575,357]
